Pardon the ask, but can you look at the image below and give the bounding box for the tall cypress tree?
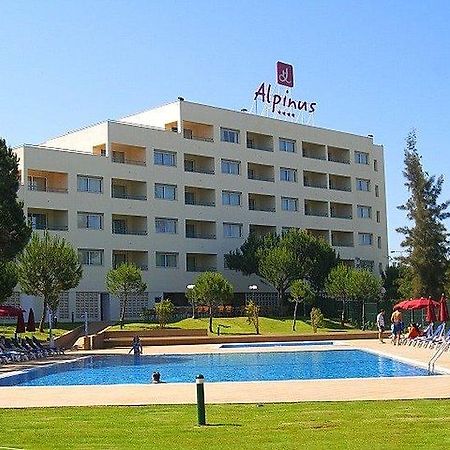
[397,131,450,298]
[0,138,31,263]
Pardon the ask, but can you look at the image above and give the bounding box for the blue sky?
[1,0,450,252]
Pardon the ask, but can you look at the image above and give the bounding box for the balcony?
[247,162,275,182]
[28,208,68,231]
[330,202,353,219]
[247,131,273,152]
[111,179,147,201]
[248,193,276,212]
[111,143,146,166]
[185,220,216,239]
[249,224,277,237]
[184,154,215,175]
[182,121,214,142]
[328,146,350,164]
[185,187,215,207]
[331,231,354,247]
[306,229,330,243]
[27,170,68,193]
[112,250,148,270]
[92,144,107,157]
[302,142,326,160]
[112,215,147,236]
[186,253,217,272]
[329,174,352,192]
[303,171,327,189]
[305,200,328,217]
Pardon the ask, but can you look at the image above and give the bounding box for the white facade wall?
[11,100,388,321]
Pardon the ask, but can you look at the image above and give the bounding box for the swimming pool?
[220,341,334,349]
[0,349,431,386]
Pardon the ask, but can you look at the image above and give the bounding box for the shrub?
[155,299,174,328]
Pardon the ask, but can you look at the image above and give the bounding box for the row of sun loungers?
[0,336,64,364]
[400,323,449,349]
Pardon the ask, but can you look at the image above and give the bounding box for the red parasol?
[26,308,36,332]
[439,295,449,322]
[15,310,26,334]
[394,297,439,310]
[0,305,23,317]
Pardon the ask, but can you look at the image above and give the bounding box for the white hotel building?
[11,99,388,321]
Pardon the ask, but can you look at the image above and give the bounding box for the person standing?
[376,309,385,343]
[390,308,403,345]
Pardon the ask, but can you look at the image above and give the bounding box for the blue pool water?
[220,341,333,349]
[0,349,430,386]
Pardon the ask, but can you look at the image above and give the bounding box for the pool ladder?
[428,341,450,374]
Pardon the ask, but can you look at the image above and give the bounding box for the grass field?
[0,400,448,449]
[0,322,81,340]
[109,316,358,335]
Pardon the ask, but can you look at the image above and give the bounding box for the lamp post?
[186,284,196,319]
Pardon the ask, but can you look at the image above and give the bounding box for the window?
[156,252,178,268]
[77,175,102,193]
[155,218,177,234]
[221,127,239,144]
[280,167,297,182]
[377,236,382,249]
[358,233,373,246]
[223,223,242,238]
[154,150,176,166]
[375,184,379,197]
[78,249,103,266]
[155,183,176,200]
[221,159,240,175]
[28,213,47,230]
[376,210,381,223]
[28,176,47,191]
[279,138,296,153]
[355,151,369,164]
[77,212,103,230]
[356,178,370,191]
[281,197,298,211]
[357,205,372,218]
[222,190,241,206]
[374,159,378,171]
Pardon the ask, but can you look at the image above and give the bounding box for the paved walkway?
[0,339,449,408]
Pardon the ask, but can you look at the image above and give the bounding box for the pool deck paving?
[0,339,449,408]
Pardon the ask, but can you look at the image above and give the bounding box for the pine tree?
[397,130,450,298]
[0,138,31,264]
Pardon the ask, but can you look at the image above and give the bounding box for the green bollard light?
[196,374,206,426]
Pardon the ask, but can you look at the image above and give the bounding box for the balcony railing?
[329,184,352,192]
[302,153,326,161]
[330,212,353,219]
[32,224,68,231]
[183,130,214,142]
[112,192,147,201]
[249,205,276,212]
[186,231,216,239]
[185,199,215,207]
[247,142,273,152]
[328,156,350,164]
[303,180,327,188]
[112,155,146,166]
[305,210,328,217]
[28,185,68,193]
[184,166,215,175]
[248,173,275,182]
[112,229,148,236]
[114,263,148,270]
[331,241,354,247]
[187,266,217,272]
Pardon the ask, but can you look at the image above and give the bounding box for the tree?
[185,286,199,319]
[106,263,146,329]
[310,307,324,333]
[289,279,314,331]
[17,232,82,332]
[245,300,260,334]
[397,130,450,298]
[0,138,31,301]
[189,272,233,333]
[325,264,354,327]
[0,261,18,304]
[155,299,174,328]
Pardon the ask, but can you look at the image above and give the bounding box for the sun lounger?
[415,323,445,348]
[405,323,433,346]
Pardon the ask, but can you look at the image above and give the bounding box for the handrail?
[428,341,449,374]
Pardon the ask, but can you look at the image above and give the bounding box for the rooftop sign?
[252,61,316,121]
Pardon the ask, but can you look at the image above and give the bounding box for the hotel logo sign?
[253,61,316,119]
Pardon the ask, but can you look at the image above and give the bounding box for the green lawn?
[110,316,358,335]
[0,401,448,449]
[0,322,81,340]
